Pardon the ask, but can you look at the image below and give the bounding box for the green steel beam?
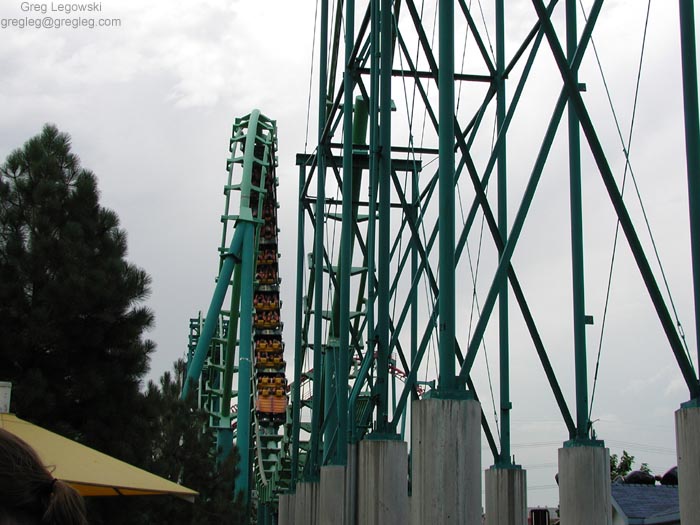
[679,0,700,388]
[566,0,590,441]
[370,0,572,438]
[183,110,269,403]
[456,0,496,75]
[216,264,243,460]
[458,0,603,380]
[309,0,329,481]
[322,345,337,460]
[335,0,356,460]
[327,0,345,112]
[373,0,392,434]
[411,166,418,400]
[531,0,700,398]
[361,0,379,441]
[437,0,457,395]
[291,164,306,488]
[182,225,244,399]
[380,0,574,437]
[495,0,512,465]
[234,222,255,502]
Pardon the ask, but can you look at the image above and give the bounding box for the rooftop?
[611,484,679,524]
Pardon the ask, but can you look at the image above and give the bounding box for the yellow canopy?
[0,413,197,501]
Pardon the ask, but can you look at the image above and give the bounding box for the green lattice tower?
[289,0,700,493]
[183,111,292,517]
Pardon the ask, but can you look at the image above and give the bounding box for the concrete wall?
[676,406,700,525]
[357,439,409,525]
[485,467,527,525]
[411,398,482,525]
[278,493,294,525]
[293,481,319,525]
[558,445,611,525]
[319,465,347,524]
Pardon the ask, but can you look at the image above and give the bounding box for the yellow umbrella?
[0,413,197,502]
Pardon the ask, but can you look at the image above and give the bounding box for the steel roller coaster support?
[280,1,700,524]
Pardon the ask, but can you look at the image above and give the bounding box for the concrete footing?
[558,445,611,525]
[676,406,700,524]
[358,439,409,524]
[485,467,527,525]
[293,481,319,525]
[345,443,358,525]
[319,465,348,524]
[318,443,357,524]
[411,398,482,525]
[277,493,294,525]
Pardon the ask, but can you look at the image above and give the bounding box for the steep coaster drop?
[182,110,290,518]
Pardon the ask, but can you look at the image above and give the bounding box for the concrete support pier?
[411,398,482,525]
[319,443,357,524]
[558,445,611,525]
[278,493,294,525]
[358,439,409,524]
[319,466,349,524]
[485,467,527,525]
[676,406,700,524]
[293,481,319,525]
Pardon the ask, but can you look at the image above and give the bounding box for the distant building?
[611,484,680,525]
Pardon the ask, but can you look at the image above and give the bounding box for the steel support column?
[438,0,457,395]
[531,0,700,399]
[375,0,392,432]
[291,164,306,488]
[309,0,330,479]
[235,222,256,504]
[679,0,700,384]
[336,0,356,465]
[495,0,512,464]
[566,0,590,440]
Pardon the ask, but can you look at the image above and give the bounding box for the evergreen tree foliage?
[144,360,245,525]
[0,126,246,523]
[0,124,155,461]
[90,360,245,525]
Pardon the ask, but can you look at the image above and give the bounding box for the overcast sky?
[1,0,697,507]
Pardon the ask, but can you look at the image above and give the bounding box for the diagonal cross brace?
[531,0,700,399]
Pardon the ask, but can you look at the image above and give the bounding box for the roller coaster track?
[179,109,465,519]
[183,110,290,513]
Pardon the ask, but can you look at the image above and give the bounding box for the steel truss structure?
[183,1,700,523]
[289,0,700,501]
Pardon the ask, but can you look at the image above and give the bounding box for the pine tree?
[99,360,246,525]
[0,124,154,458]
[1,126,246,523]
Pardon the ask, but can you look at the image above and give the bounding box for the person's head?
[0,428,87,525]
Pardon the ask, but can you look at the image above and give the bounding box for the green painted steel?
[679,0,700,392]
[336,0,355,455]
[531,0,700,400]
[183,110,287,518]
[437,0,457,396]
[309,0,329,481]
[495,0,512,467]
[235,221,255,499]
[182,226,244,400]
[291,164,306,488]
[282,0,700,504]
[566,0,590,442]
[375,0,393,433]
[457,0,603,381]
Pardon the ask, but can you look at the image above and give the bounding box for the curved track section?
[183,110,289,517]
